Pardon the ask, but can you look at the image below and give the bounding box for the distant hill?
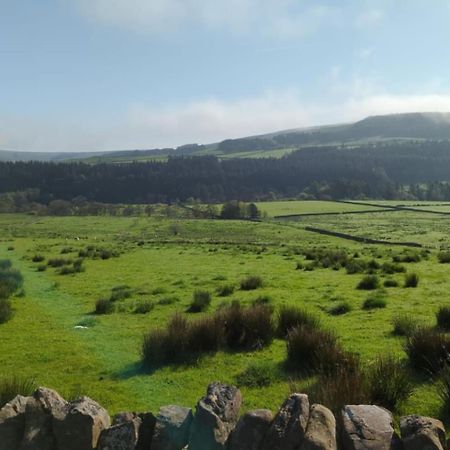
[3,112,450,162]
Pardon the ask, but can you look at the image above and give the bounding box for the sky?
[2,0,450,152]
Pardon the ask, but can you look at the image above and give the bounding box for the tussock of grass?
[0,376,36,408]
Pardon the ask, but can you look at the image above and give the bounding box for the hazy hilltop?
[3,112,450,163]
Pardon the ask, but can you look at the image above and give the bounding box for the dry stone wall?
[0,382,448,449]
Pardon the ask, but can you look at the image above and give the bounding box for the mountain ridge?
[3,112,450,162]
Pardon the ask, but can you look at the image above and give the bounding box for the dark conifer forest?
[3,140,450,203]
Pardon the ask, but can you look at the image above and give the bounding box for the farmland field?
[2,202,450,421]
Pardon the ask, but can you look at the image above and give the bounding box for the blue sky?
[2,0,450,151]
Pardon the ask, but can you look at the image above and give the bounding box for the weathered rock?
[188,382,242,450]
[261,393,310,450]
[53,396,110,450]
[152,405,193,450]
[111,411,156,450]
[400,415,446,450]
[0,395,29,450]
[97,417,141,450]
[20,387,68,450]
[341,405,401,450]
[227,409,273,450]
[300,404,336,450]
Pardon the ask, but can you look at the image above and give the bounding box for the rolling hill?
[3,112,450,163]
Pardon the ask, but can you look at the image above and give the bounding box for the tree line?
[2,140,450,204]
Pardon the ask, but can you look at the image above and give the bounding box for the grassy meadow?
[2,202,450,421]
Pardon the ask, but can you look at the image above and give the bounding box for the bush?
[277,306,321,338]
[392,314,420,336]
[0,376,36,408]
[142,314,222,367]
[189,290,212,313]
[134,300,154,314]
[235,361,279,388]
[357,275,379,290]
[383,278,398,288]
[0,267,24,298]
[363,292,387,310]
[286,320,360,377]
[0,299,13,324]
[305,363,368,414]
[345,259,367,274]
[32,255,45,263]
[328,301,352,316]
[110,285,133,302]
[252,295,273,306]
[437,307,450,330]
[240,276,263,291]
[393,251,421,263]
[47,258,72,268]
[216,284,234,297]
[0,260,12,270]
[221,302,274,350]
[157,296,178,305]
[381,262,405,274]
[438,251,450,264]
[94,298,115,315]
[367,355,413,411]
[405,327,450,373]
[404,273,419,288]
[37,264,47,272]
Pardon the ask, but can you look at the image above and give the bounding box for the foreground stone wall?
[0,382,448,449]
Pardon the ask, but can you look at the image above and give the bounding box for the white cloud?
[3,91,450,152]
[73,0,340,39]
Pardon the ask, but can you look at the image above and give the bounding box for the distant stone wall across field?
[0,382,448,449]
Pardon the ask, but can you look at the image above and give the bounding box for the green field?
[255,200,386,217]
[2,203,450,421]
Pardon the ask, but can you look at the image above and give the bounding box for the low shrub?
[47,258,72,268]
[404,273,419,288]
[328,301,352,316]
[437,306,450,330]
[392,314,420,336]
[216,284,234,297]
[151,287,167,295]
[345,259,367,275]
[235,361,279,388]
[94,298,115,315]
[286,321,360,377]
[383,278,398,288]
[189,290,212,313]
[240,276,263,291]
[37,264,47,272]
[381,262,405,274]
[141,304,275,367]
[0,376,36,408]
[0,266,23,299]
[357,275,379,290]
[0,299,13,324]
[277,306,321,338]
[60,247,73,254]
[157,296,178,305]
[405,327,450,373]
[221,302,274,350]
[134,300,154,314]
[306,364,368,414]
[0,260,12,270]
[393,251,421,263]
[252,295,273,306]
[32,255,45,263]
[110,285,133,302]
[367,355,414,411]
[363,292,387,310]
[438,251,450,264]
